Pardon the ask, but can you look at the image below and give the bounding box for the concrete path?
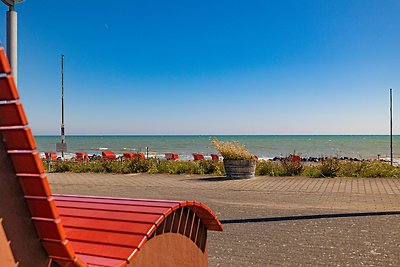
[48,174,400,266]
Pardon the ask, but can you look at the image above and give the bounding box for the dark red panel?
[0,102,28,127]
[26,196,59,218]
[32,218,66,240]
[0,76,19,100]
[9,151,44,174]
[41,239,76,259]
[1,127,36,150]
[18,174,52,197]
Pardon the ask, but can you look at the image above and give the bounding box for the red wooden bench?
[193,153,205,161]
[0,48,222,267]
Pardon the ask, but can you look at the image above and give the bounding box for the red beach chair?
[44,152,57,161]
[165,153,179,160]
[193,153,205,161]
[0,48,222,267]
[211,154,219,161]
[124,153,145,160]
[76,152,89,162]
[102,151,116,161]
[289,154,301,163]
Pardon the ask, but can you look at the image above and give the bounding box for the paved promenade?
[47,173,400,266]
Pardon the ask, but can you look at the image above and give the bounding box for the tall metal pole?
[61,54,65,158]
[390,88,393,166]
[6,5,17,85]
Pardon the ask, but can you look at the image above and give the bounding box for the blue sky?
[1,0,399,135]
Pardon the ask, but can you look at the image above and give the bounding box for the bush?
[46,158,224,176]
[318,158,340,177]
[255,160,274,176]
[359,160,400,178]
[279,158,303,176]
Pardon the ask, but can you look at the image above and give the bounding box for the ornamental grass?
[210,138,256,160]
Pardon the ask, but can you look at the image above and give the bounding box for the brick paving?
[48,174,400,266]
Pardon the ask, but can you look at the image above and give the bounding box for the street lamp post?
[2,0,24,85]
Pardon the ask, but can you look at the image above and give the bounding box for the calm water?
[34,135,400,160]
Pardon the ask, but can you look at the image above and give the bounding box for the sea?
[35,135,400,162]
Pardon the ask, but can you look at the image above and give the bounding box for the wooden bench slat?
[0,76,19,100]
[54,195,180,208]
[1,127,36,150]
[18,174,52,197]
[70,241,137,260]
[8,151,44,174]
[57,207,162,224]
[60,216,155,236]
[55,200,171,215]
[0,102,28,127]
[64,227,145,248]
[76,254,127,267]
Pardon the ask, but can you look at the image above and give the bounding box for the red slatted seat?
[0,47,222,267]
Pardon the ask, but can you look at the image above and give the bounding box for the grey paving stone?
[48,174,400,266]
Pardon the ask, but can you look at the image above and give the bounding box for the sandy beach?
[48,173,400,266]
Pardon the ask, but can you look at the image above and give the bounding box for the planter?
[223,159,257,179]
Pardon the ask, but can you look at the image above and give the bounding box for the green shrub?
[279,158,303,176]
[255,160,274,176]
[318,158,340,177]
[336,161,365,177]
[359,160,400,178]
[302,165,323,178]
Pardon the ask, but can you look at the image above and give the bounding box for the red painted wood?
[18,174,52,197]
[64,227,146,248]
[70,241,137,260]
[41,239,76,259]
[60,216,155,236]
[56,207,162,224]
[0,48,11,74]
[25,196,60,218]
[76,254,127,267]
[32,218,66,240]
[54,195,180,208]
[0,76,19,100]
[0,102,28,127]
[54,194,181,204]
[1,127,36,150]
[8,151,44,174]
[55,200,171,215]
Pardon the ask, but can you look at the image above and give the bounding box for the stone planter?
[223,159,257,179]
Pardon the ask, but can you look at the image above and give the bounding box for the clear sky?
[1,0,399,135]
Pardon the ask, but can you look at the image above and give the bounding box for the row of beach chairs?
[44,151,221,162]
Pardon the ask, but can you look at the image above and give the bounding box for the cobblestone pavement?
[48,174,400,266]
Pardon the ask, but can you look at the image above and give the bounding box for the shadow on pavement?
[221,211,400,224]
[191,176,252,182]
